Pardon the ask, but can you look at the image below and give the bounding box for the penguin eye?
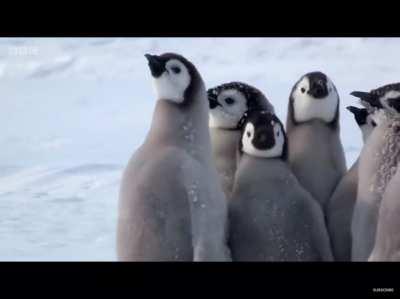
[225,97,235,105]
[246,131,251,138]
[171,66,181,74]
[371,120,377,127]
[301,87,306,93]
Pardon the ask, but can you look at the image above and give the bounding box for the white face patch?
[380,90,400,114]
[292,76,339,123]
[152,59,191,104]
[242,122,285,158]
[209,89,248,129]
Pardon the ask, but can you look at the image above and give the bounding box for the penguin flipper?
[300,187,335,261]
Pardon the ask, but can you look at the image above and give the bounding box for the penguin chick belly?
[229,158,330,261]
[118,146,194,261]
[288,123,346,209]
[210,128,241,197]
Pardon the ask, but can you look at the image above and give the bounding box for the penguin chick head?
[351,83,400,116]
[346,106,376,142]
[208,82,275,129]
[240,110,287,159]
[145,53,200,104]
[290,71,339,124]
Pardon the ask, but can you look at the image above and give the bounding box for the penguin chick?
[350,83,400,261]
[207,82,274,197]
[286,71,347,210]
[117,53,231,261]
[326,106,376,261]
[229,110,333,261]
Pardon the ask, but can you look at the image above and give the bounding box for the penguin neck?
[288,120,340,139]
[287,99,338,131]
[239,153,288,176]
[362,133,369,144]
[348,158,359,178]
[360,122,376,143]
[147,95,211,151]
[210,128,242,155]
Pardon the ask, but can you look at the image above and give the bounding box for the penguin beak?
[350,91,382,108]
[350,91,372,101]
[208,97,222,109]
[346,106,360,115]
[145,54,166,78]
[254,129,274,150]
[308,80,328,99]
[346,105,369,126]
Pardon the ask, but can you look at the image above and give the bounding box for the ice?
[1,37,400,260]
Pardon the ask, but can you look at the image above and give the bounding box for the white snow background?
[1,38,399,260]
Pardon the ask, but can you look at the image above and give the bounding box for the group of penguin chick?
[117,52,400,262]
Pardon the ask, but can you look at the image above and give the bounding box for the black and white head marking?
[290,72,339,127]
[208,82,274,129]
[351,83,400,115]
[145,53,200,105]
[346,106,376,142]
[239,110,287,160]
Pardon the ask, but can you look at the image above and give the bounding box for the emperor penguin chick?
[351,83,400,261]
[286,72,346,210]
[117,53,231,261]
[208,82,275,197]
[229,110,333,261]
[326,106,376,261]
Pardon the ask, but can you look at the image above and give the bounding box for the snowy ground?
[1,38,400,260]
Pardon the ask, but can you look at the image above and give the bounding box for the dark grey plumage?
[229,111,333,261]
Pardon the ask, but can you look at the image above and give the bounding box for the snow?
[1,37,400,260]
